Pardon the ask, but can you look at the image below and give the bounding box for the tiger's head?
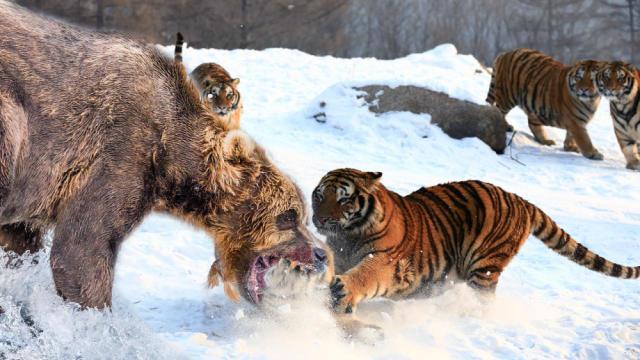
[311,168,384,237]
[190,63,242,118]
[595,61,639,103]
[202,77,241,117]
[567,60,603,101]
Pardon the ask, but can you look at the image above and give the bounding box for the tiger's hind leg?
[464,202,532,297]
[527,115,555,146]
[0,222,43,255]
[563,131,579,153]
[466,266,502,295]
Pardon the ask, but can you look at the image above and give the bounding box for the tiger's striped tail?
[175,32,184,63]
[527,202,640,279]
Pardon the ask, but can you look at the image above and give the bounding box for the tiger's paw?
[330,276,358,314]
[626,161,640,171]
[563,143,579,153]
[585,151,604,161]
[538,139,556,146]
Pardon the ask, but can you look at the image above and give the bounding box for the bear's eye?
[276,209,298,230]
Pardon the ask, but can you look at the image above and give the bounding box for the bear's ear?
[224,281,241,303]
[207,260,223,288]
[222,129,255,162]
[202,128,259,193]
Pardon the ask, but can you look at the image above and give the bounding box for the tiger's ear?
[366,172,382,181]
[232,78,240,86]
[356,171,382,191]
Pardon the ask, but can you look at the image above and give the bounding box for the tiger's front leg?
[615,130,640,170]
[330,254,398,313]
[565,121,603,160]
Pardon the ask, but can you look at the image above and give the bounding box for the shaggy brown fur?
[486,48,604,159]
[312,168,640,313]
[0,2,329,309]
[175,33,243,129]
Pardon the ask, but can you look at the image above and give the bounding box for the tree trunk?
[629,0,636,64]
[96,0,104,30]
[240,0,249,48]
[547,0,553,56]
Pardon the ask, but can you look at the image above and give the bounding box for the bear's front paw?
[330,276,357,314]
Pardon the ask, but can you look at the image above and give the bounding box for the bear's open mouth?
[246,254,318,304]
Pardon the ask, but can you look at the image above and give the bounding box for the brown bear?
[0,2,331,309]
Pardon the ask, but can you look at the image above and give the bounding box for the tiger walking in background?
[486,48,604,160]
[175,32,243,129]
[312,168,640,313]
[595,61,640,170]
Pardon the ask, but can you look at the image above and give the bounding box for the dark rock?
[355,85,509,154]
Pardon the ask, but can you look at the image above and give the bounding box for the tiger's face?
[203,78,241,117]
[311,169,382,235]
[567,60,603,101]
[595,62,638,103]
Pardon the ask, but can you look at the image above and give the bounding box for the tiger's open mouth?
[246,247,328,304]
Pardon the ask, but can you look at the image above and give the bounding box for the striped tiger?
[486,48,604,160]
[174,32,243,129]
[311,168,639,313]
[595,61,640,170]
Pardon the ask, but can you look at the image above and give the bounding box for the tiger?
[595,61,640,170]
[311,168,640,313]
[486,48,604,160]
[174,32,243,129]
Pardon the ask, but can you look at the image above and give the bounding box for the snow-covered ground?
[1,44,640,359]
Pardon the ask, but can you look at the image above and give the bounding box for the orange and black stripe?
[316,170,639,307]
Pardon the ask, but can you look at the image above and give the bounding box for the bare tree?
[12,0,638,66]
[601,0,640,63]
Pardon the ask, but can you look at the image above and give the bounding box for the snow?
[1,43,640,359]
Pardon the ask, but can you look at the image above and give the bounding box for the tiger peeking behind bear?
[175,32,243,129]
[312,168,640,313]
